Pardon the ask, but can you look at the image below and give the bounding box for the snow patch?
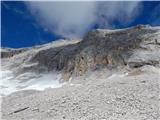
[107,73,128,80]
[0,70,64,96]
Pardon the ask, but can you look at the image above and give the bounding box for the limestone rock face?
[75,25,160,72]
[31,25,160,79]
[1,25,160,80]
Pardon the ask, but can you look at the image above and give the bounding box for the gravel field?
[1,66,160,120]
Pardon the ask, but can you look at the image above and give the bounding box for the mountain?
[1,25,160,120]
[1,25,160,80]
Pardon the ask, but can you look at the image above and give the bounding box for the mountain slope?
[1,25,160,120]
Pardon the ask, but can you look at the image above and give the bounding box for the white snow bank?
[0,70,64,96]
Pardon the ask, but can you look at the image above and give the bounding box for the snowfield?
[0,70,64,95]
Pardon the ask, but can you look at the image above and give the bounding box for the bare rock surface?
[29,25,160,79]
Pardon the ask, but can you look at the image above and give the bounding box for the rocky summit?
[1,25,160,120]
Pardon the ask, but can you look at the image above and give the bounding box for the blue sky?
[1,1,160,48]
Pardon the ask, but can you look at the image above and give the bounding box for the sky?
[1,1,160,48]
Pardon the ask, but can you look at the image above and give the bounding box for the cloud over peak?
[26,1,142,39]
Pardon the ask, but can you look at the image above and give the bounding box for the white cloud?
[25,1,142,39]
[96,2,142,28]
[26,2,96,38]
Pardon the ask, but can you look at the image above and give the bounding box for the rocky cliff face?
[1,25,160,81]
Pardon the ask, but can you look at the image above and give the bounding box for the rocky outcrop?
[1,25,160,80]
[28,25,160,80]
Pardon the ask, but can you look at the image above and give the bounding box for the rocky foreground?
[1,25,160,120]
[1,66,160,120]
